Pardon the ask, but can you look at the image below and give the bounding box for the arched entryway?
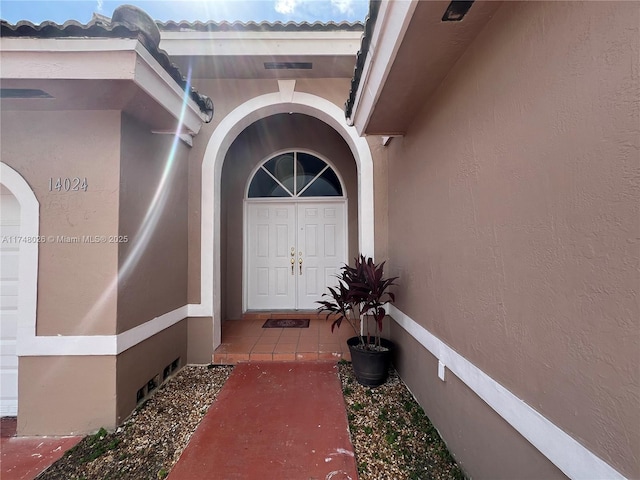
[199,87,374,348]
[244,150,348,311]
[221,113,359,319]
[0,162,39,417]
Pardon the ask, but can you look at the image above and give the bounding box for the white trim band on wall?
[389,305,626,480]
[17,305,190,357]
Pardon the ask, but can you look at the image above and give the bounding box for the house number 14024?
[48,177,88,192]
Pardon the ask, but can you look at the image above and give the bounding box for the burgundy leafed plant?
[317,255,398,350]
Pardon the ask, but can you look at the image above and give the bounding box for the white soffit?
[160,31,362,57]
[348,1,417,136]
[0,38,206,135]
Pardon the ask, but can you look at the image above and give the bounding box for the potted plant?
[317,255,398,386]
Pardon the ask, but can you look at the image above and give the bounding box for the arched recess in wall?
[197,91,375,348]
[0,162,39,415]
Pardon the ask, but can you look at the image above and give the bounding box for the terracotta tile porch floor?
[213,312,354,364]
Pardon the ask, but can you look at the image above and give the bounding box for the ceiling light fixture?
[442,1,474,22]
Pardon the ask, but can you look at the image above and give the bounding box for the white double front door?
[246,201,346,310]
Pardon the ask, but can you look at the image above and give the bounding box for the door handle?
[299,256,303,275]
[291,257,295,275]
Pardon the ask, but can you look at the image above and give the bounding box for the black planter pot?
[347,336,394,387]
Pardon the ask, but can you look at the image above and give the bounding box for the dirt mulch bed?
[37,365,232,480]
[338,362,466,480]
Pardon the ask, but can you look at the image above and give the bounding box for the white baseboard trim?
[17,305,192,356]
[389,305,626,480]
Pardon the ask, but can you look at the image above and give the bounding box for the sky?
[0,0,370,24]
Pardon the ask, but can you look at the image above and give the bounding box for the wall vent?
[0,88,53,99]
[147,375,159,393]
[163,357,180,380]
[135,357,181,406]
[171,358,180,372]
[264,62,312,70]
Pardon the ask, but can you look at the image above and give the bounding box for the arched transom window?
[248,152,343,198]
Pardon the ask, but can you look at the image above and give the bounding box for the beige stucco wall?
[19,324,189,435]
[221,113,358,318]
[0,110,121,335]
[187,316,214,364]
[368,138,389,261]
[117,114,189,332]
[386,1,639,478]
[2,109,193,433]
[114,114,191,425]
[186,79,277,305]
[391,325,565,478]
[18,355,116,435]
[115,321,188,424]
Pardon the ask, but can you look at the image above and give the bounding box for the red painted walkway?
[0,418,82,480]
[169,362,358,480]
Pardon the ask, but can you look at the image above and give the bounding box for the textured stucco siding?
[18,355,117,435]
[0,110,121,336]
[117,113,189,332]
[115,321,188,424]
[186,79,276,306]
[114,113,191,425]
[386,2,639,477]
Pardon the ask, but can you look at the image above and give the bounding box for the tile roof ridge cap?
[90,12,112,26]
[111,4,160,49]
[156,19,364,30]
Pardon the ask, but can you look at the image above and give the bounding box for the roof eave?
[0,37,206,135]
[345,1,417,136]
[133,42,207,135]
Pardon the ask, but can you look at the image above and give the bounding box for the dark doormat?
[262,318,310,328]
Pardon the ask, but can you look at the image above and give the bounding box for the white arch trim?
[0,163,39,354]
[192,91,375,348]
